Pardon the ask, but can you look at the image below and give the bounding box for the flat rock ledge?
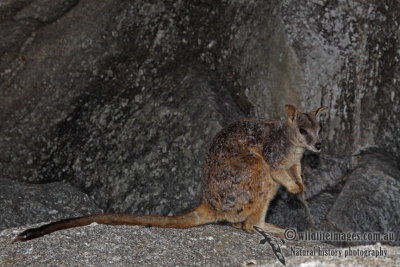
[1,224,398,266]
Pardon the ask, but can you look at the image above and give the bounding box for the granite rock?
[1,224,399,267]
[327,152,400,245]
[0,177,101,231]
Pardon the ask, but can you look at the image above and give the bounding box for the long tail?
[13,204,216,242]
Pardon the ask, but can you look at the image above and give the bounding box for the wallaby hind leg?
[243,213,285,239]
[242,209,264,232]
[241,193,285,239]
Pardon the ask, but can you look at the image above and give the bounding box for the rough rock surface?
[0,0,399,254]
[0,0,244,216]
[1,224,398,267]
[327,152,400,245]
[279,0,400,160]
[0,177,101,231]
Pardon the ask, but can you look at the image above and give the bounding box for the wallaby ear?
[312,106,328,117]
[285,104,298,121]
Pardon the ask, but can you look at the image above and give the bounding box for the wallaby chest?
[278,146,305,170]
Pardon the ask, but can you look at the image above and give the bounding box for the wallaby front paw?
[297,181,305,192]
[289,182,304,194]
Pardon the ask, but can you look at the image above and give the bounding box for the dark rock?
[46,64,241,216]
[0,177,102,231]
[327,152,400,245]
[0,19,40,71]
[308,191,341,233]
[266,186,341,235]
[0,0,243,216]
[14,0,79,23]
[302,153,349,199]
[266,188,310,232]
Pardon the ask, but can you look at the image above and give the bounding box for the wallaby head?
[285,104,327,152]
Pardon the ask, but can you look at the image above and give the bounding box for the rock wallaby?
[14,104,327,242]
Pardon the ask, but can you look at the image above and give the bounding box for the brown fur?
[13,104,326,242]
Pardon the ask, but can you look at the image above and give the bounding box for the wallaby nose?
[315,142,322,151]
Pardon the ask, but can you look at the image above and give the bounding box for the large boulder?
[0,177,101,231]
[327,152,400,245]
[0,0,243,215]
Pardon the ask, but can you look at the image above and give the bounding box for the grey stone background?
[0,0,399,252]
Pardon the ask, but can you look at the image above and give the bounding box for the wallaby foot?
[257,222,286,239]
[232,222,243,229]
[243,219,286,239]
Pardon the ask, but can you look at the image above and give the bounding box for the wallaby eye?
[299,128,307,135]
